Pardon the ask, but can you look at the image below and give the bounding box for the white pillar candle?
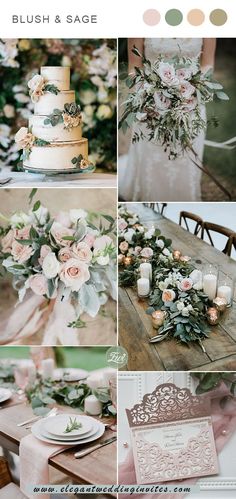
[41,358,54,380]
[86,373,104,390]
[203,274,217,301]
[137,277,150,297]
[217,285,232,305]
[84,395,102,416]
[102,368,116,388]
[140,262,152,281]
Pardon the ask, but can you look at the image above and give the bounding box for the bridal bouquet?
[119,47,229,159]
[0,191,116,343]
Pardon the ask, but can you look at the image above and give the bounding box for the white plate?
[41,422,97,442]
[52,368,88,382]
[31,417,104,446]
[0,388,12,403]
[43,414,92,438]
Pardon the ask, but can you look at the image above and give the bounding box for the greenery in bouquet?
[26,377,116,417]
[0,38,117,171]
[0,190,117,328]
[119,46,228,160]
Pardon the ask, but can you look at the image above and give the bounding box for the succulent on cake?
[44,103,82,129]
[28,74,60,103]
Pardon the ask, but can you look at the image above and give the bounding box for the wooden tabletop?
[119,204,236,372]
[0,396,117,487]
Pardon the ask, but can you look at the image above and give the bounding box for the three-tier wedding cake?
[15,66,94,173]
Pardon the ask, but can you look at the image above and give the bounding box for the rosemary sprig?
[64,417,82,433]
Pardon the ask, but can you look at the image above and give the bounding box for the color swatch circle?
[187,9,205,26]
[210,9,227,26]
[143,9,161,26]
[165,9,183,26]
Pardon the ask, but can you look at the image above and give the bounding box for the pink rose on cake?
[60,258,90,291]
[15,127,35,150]
[28,74,46,102]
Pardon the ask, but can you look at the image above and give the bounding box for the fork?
[17,407,58,427]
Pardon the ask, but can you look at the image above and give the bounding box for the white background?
[0,0,235,38]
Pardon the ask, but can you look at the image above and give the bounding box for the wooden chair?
[179,211,203,236]
[0,457,26,498]
[143,203,167,215]
[201,222,236,257]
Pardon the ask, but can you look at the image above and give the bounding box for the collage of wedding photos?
[0,36,236,499]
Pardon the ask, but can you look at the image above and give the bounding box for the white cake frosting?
[29,115,82,142]
[20,66,93,172]
[24,140,88,171]
[41,66,70,91]
[34,90,75,115]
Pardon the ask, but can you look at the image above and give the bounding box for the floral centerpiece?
[0,190,117,344]
[118,206,221,349]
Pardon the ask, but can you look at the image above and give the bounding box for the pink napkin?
[119,383,236,499]
[20,433,66,499]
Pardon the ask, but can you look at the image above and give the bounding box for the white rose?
[180,81,195,100]
[136,112,147,121]
[10,211,31,227]
[62,55,71,67]
[159,281,166,291]
[28,74,45,91]
[84,105,95,118]
[182,307,190,317]
[69,209,88,224]
[80,89,97,105]
[96,104,113,120]
[163,248,170,256]
[3,104,15,118]
[96,254,110,266]
[42,252,60,279]
[124,229,135,243]
[14,93,30,103]
[156,239,164,249]
[94,235,113,250]
[176,301,185,311]
[144,228,155,240]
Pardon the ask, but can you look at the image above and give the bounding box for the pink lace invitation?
[126,383,219,484]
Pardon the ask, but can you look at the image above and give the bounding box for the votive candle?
[84,395,102,416]
[140,262,152,281]
[137,277,150,297]
[203,274,217,301]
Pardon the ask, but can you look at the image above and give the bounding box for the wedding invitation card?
[126,383,219,484]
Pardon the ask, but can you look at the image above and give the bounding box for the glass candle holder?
[203,264,218,301]
[217,271,234,307]
[137,277,150,299]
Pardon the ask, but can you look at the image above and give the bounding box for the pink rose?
[29,274,48,296]
[11,240,33,264]
[158,62,179,86]
[38,244,51,266]
[180,81,195,99]
[119,241,129,254]
[50,222,74,247]
[179,278,193,292]
[58,247,73,263]
[162,289,176,303]
[83,233,96,248]
[140,247,153,259]
[15,226,31,240]
[72,241,92,263]
[154,92,171,113]
[1,229,14,253]
[183,97,197,112]
[176,68,191,82]
[60,258,90,291]
[134,246,142,255]
[94,235,113,251]
[55,211,71,228]
[118,218,128,231]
